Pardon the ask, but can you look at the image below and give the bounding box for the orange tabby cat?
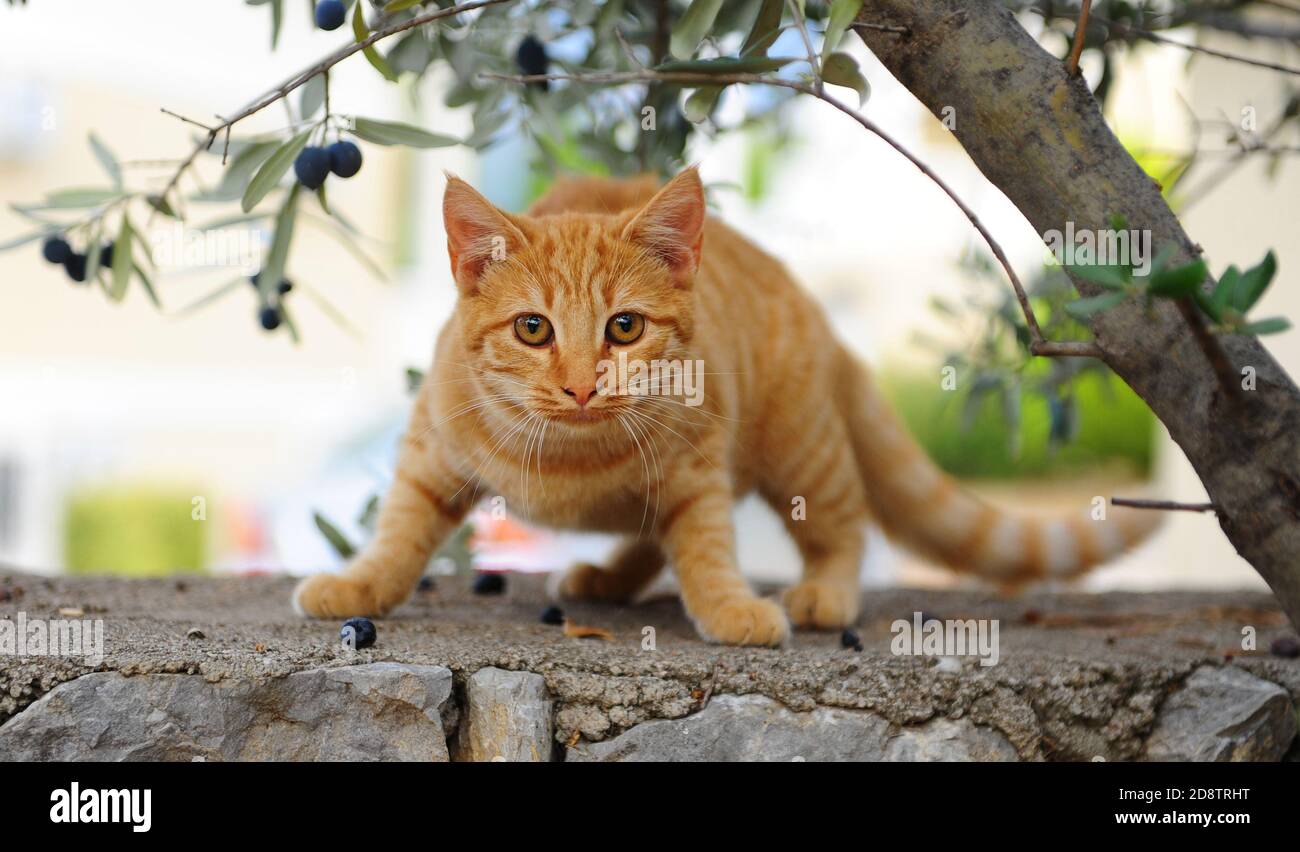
[294,168,1157,646]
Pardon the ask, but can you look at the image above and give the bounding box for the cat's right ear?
[442,174,527,294]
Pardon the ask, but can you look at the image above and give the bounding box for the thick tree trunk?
[854,0,1300,627]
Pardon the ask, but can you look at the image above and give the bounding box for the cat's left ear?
[621,167,705,286]
[443,174,528,295]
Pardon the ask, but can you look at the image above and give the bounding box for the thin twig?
[1111,497,1219,513]
[1257,0,1300,13]
[220,120,232,166]
[1094,12,1300,77]
[699,664,718,709]
[1185,9,1300,41]
[613,27,645,69]
[786,0,822,94]
[482,69,1099,362]
[159,108,216,133]
[1155,100,1275,402]
[857,22,910,35]
[1065,0,1092,76]
[1176,298,1244,401]
[153,0,512,217]
[1179,105,1298,211]
[1031,340,1104,357]
[118,158,187,167]
[1131,143,1300,158]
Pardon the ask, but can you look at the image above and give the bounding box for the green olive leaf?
[350,117,459,148]
[670,0,725,60]
[353,3,399,82]
[313,512,356,559]
[821,0,865,61]
[299,73,327,120]
[258,181,301,302]
[741,0,784,56]
[1239,316,1290,336]
[821,52,870,105]
[654,56,795,74]
[1147,258,1207,298]
[88,133,123,188]
[683,86,725,123]
[241,130,310,213]
[109,216,135,302]
[1064,290,1128,320]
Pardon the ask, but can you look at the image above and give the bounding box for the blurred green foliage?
[906,247,1157,480]
[64,489,206,576]
[882,366,1154,481]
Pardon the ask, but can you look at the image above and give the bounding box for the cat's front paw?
[783,580,859,630]
[694,596,789,646]
[293,572,380,619]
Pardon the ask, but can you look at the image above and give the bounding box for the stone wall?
[1,661,1295,761]
[1,574,1297,761]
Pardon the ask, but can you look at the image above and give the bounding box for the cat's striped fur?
[294,169,1158,646]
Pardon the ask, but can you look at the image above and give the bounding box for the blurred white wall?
[0,0,474,571]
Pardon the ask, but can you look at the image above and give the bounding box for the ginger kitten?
[294,168,1157,646]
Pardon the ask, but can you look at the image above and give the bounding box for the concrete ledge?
[1,572,1297,761]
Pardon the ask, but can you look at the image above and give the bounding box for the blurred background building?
[0,1,1295,593]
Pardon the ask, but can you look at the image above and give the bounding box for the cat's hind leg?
[761,415,869,630]
[782,530,866,630]
[554,538,666,603]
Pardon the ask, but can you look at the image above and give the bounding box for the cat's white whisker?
[621,408,664,534]
[623,403,718,472]
[450,405,534,507]
[614,410,654,538]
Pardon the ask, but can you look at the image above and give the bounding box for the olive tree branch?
[481,68,1102,360]
[154,0,514,217]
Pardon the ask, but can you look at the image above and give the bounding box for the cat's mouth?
[557,408,608,424]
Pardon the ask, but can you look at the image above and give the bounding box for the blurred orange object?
[469,509,559,573]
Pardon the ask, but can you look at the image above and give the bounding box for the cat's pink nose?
[563,385,597,407]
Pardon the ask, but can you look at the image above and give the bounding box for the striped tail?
[836,349,1160,583]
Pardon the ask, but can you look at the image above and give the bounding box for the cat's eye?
[606,312,644,344]
[514,314,553,346]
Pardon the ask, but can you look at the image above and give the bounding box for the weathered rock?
[1144,665,1297,762]
[454,667,553,762]
[883,717,1020,761]
[0,663,454,762]
[566,694,1018,761]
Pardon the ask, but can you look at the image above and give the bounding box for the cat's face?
[442,170,705,436]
